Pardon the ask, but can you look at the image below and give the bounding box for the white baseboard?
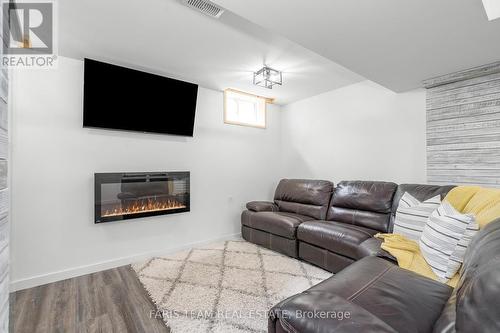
[10,232,242,292]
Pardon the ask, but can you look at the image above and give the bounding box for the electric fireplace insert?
[94,172,190,223]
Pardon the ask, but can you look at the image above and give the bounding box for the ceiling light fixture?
[253,66,282,89]
[482,0,500,21]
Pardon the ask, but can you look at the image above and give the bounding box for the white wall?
[10,57,282,290]
[280,80,426,184]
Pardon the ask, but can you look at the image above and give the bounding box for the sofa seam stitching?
[278,314,300,333]
[333,222,376,238]
[347,265,393,301]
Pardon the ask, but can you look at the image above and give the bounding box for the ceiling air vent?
[182,0,225,19]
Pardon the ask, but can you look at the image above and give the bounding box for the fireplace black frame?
[94,172,190,223]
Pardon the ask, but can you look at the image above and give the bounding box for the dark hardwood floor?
[10,265,169,333]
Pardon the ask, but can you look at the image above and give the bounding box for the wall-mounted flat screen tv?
[83,58,198,136]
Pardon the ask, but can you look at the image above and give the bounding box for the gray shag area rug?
[132,239,332,333]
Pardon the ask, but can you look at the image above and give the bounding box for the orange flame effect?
[102,198,186,217]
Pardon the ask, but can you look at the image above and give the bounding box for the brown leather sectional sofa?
[241,179,500,333]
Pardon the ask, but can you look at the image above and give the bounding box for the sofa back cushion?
[434,219,500,332]
[274,179,333,220]
[389,184,455,232]
[326,181,398,232]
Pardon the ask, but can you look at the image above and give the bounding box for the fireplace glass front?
[94,172,190,223]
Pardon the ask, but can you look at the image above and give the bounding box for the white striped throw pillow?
[393,192,441,241]
[420,201,475,282]
[450,218,479,265]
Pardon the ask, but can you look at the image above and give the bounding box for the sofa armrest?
[359,237,397,263]
[246,201,278,212]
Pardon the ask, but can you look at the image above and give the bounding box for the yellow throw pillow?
[463,188,500,228]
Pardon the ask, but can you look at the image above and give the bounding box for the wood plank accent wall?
[0,16,8,333]
[423,61,500,187]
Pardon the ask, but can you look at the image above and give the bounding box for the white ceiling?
[59,0,363,105]
[213,0,500,92]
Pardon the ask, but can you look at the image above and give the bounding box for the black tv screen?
[83,59,198,136]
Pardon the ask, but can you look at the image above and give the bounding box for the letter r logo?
[2,1,53,55]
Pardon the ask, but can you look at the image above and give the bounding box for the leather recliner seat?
[297,180,398,272]
[241,179,333,257]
